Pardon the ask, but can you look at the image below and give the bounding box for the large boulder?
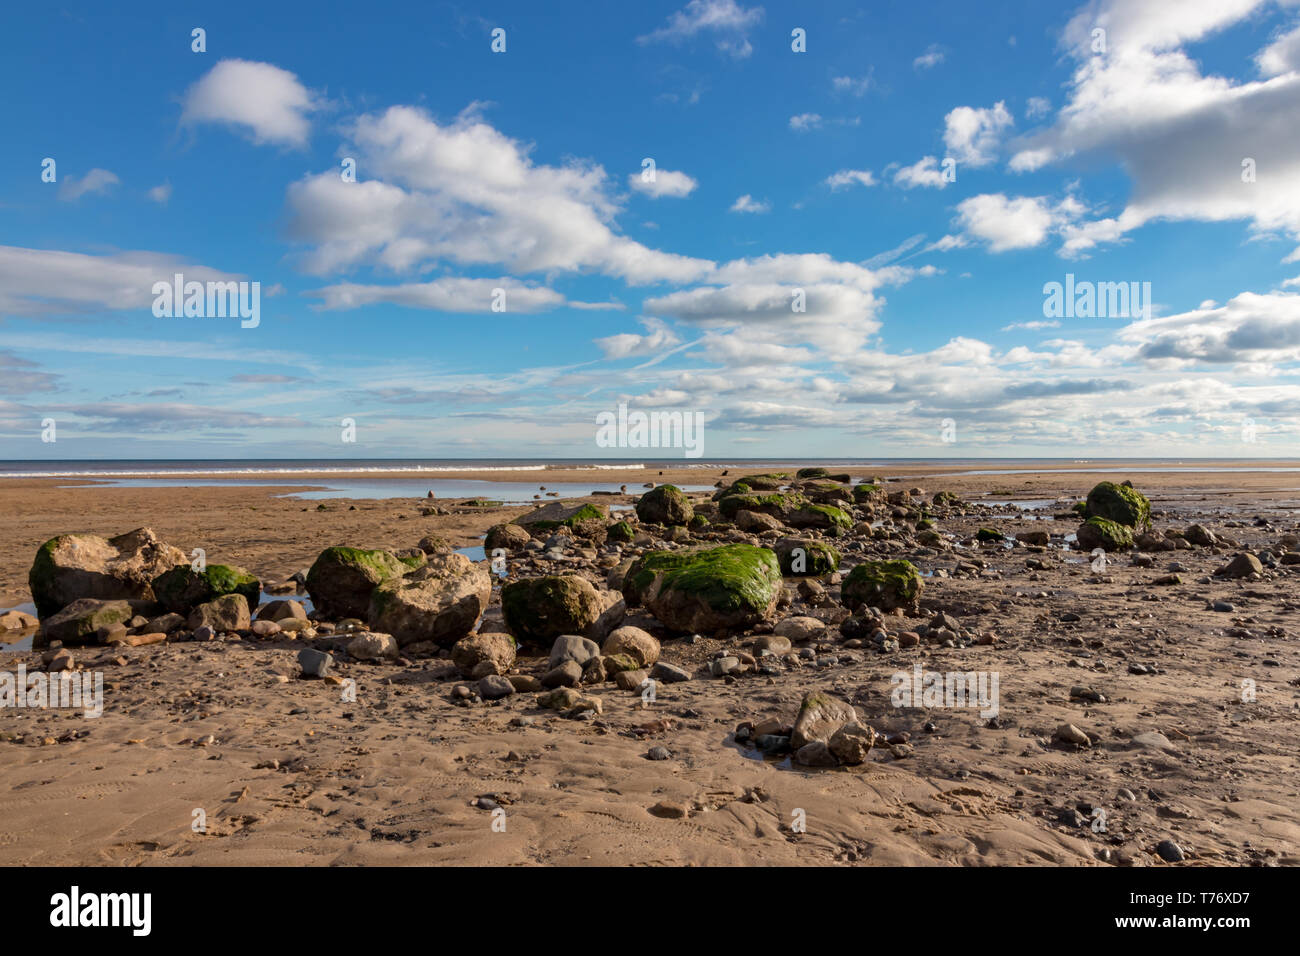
[1215,552,1263,579]
[367,553,491,646]
[622,544,782,633]
[635,485,694,527]
[187,593,251,632]
[1084,481,1151,529]
[1076,517,1133,552]
[305,547,416,620]
[28,528,186,619]
[717,491,806,521]
[36,597,142,647]
[841,559,923,614]
[772,537,842,575]
[451,632,517,677]
[786,504,852,535]
[501,575,603,644]
[513,502,608,543]
[152,564,260,614]
[484,523,532,551]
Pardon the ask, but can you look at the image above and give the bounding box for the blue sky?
[4,0,1300,459]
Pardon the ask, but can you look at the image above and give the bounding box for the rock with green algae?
[513,501,608,542]
[716,490,807,520]
[796,467,831,479]
[1076,516,1134,552]
[305,546,413,620]
[771,537,842,576]
[976,527,1004,543]
[28,527,186,620]
[622,543,782,633]
[606,519,636,543]
[852,483,884,503]
[1084,481,1151,529]
[501,574,603,643]
[36,597,143,648]
[152,563,260,614]
[787,503,853,535]
[635,484,694,526]
[841,559,924,614]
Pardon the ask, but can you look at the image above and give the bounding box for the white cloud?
[789,112,823,131]
[308,277,567,313]
[943,101,1013,167]
[913,45,945,70]
[181,59,319,147]
[825,169,876,190]
[832,75,872,96]
[638,0,764,59]
[147,182,173,204]
[729,194,770,213]
[1002,320,1062,331]
[629,168,698,198]
[594,318,682,359]
[58,169,119,201]
[955,194,1055,251]
[893,156,948,189]
[1025,96,1052,119]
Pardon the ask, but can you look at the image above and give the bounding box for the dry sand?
[0,463,1297,866]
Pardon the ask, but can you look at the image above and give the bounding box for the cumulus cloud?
[629,168,698,198]
[943,101,1013,167]
[594,318,682,359]
[729,194,770,213]
[913,45,945,70]
[181,59,320,147]
[825,169,876,190]
[893,156,948,189]
[638,0,764,59]
[58,168,119,201]
[789,113,822,131]
[954,194,1056,251]
[308,277,567,313]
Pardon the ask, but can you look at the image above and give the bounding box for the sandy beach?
[1,462,1298,866]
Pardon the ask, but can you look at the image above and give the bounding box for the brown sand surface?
[0,463,1298,866]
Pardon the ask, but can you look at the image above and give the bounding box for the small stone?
[1155,839,1185,862]
[646,745,671,761]
[1054,723,1091,747]
[477,675,515,700]
[297,648,333,678]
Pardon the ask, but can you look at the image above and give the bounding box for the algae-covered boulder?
[514,501,608,542]
[796,467,831,479]
[622,543,782,633]
[787,503,852,535]
[771,537,841,576]
[606,520,635,543]
[305,547,411,620]
[501,574,603,643]
[712,474,789,498]
[1084,481,1151,529]
[635,484,694,526]
[976,527,1003,543]
[36,597,141,648]
[1076,517,1133,552]
[152,564,260,614]
[841,559,923,614]
[484,523,531,551]
[852,483,884,504]
[717,491,806,520]
[29,528,186,619]
[368,552,492,646]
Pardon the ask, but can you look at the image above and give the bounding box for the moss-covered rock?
[28,528,186,619]
[606,520,635,543]
[771,536,841,575]
[852,483,884,503]
[842,559,923,614]
[152,563,260,614]
[1084,481,1151,529]
[368,553,492,646]
[688,514,710,531]
[36,597,140,647]
[796,467,830,479]
[976,527,1004,543]
[717,491,807,520]
[711,473,789,501]
[787,503,853,535]
[305,547,409,620]
[501,574,603,643]
[514,502,608,542]
[1076,517,1134,552]
[635,484,694,526]
[932,491,961,506]
[623,543,782,633]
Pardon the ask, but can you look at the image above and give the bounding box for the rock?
[791,691,858,749]
[347,631,400,661]
[42,647,74,671]
[502,575,603,643]
[536,687,602,714]
[585,589,626,642]
[484,523,532,551]
[622,543,782,633]
[27,527,187,620]
[648,801,688,819]
[773,617,824,642]
[1184,524,1217,546]
[635,484,694,527]
[451,632,516,676]
[581,656,608,684]
[1015,530,1050,546]
[514,502,608,543]
[615,668,649,691]
[754,633,793,656]
[771,536,841,575]
[650,661,691,683]
[477,675,516,700]
[37,598,139,647]
[828,722,875,765]
[1076,517,1133,552]
[298,648,333,678]
[794,740,838,766]
[1215,553,1263,578]
[548,634,601,669]
[152,564,260,614]
[734,510,784,533]
[305,546,417,620]
[841,560,923,614]
[1054,723,1091,747]
[542,660,583,688]
[710,656,740,677]
[257,599,308,623]
[787,504,852,535]
[646,745,672,760]
[0,609,38,631]
[250,619,282,637]
[368,553,491,646]
[187,593,251,632]
[601,626,660,667]
[1154,839,1184,863]
[1084,481,1151,529]
[1129,731,1178,753]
